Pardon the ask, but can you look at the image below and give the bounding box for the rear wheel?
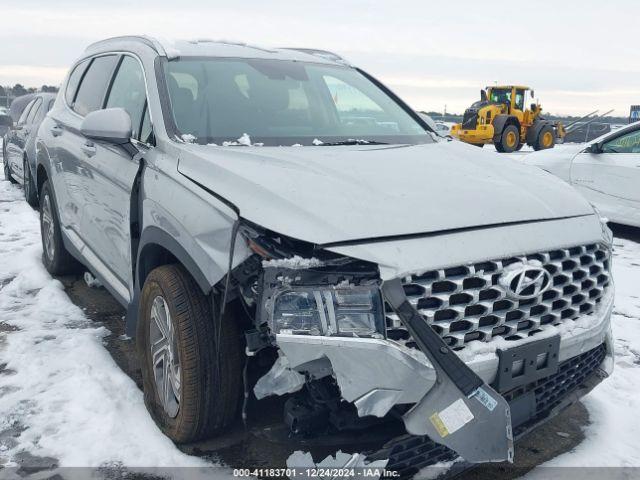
[534,125,555,151]
[496,124,520,153]
[138,264,243,443]
[3,156,17,184]
[23,158,38,208]
[39,180,82,275]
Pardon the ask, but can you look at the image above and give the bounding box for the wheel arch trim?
[136,225,211,295]
[526,120,551,145]
[493,115,520,139]
[126,226,213,337]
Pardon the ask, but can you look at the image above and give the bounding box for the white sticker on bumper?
[429,398,475,437]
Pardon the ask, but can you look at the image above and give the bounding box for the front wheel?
[138,264,243,443]
[23,158,38,208]
[496,125,520,153]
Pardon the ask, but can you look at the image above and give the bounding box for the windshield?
[162,58,431,146]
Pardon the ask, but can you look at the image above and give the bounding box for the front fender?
[127,166,251,335]
[492,115,519,140]
[137,225,211,294]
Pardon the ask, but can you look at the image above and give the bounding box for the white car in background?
[525,122,640,228]
[416,112,451,138]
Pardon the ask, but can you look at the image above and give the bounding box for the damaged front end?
[236,222,515,464]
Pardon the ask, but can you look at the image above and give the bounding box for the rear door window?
[105,55,148,140]
[65,59,90,106]
[602,128,640,153]
[73,55,118,117]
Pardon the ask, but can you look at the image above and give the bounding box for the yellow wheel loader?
[450,86,565,153]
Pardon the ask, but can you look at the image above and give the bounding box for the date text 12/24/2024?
[233,468,401,478]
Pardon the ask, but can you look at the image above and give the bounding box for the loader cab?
[487,86,530,114]
[488,86,538,127]
[487,87,512,111]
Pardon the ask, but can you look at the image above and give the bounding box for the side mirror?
[530,90,535,98]
[588,142,602,154]
[480,89,487,102]
[81,108,132,145]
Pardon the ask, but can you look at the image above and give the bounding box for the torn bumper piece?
[382,278,514,463]
[254,355,305,400]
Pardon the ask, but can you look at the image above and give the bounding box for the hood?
[177,140,594,245]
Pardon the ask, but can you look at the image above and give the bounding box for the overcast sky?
[1,0,638,116]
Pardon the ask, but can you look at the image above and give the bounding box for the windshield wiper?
[318,139,389,146]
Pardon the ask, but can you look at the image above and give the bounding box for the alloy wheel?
[24,161,31,199]
[149,295,181,418]
[41,193,56,261]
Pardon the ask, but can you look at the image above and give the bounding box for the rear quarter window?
[17,99,36,125]
[65,59,90,106]
[25,98,43,124]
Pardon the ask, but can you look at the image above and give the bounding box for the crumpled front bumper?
[270,286,614,424]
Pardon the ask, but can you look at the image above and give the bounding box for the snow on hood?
[177,141,594,245]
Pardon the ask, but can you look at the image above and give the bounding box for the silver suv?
[36,36,614,469]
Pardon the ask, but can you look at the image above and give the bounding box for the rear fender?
[526,120,550,145]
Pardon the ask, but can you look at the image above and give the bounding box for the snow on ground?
[0,167,214,473]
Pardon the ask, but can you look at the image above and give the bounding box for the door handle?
[81,141,96,157]
[50,125,63,137]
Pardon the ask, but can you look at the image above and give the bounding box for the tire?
[3,155,17,184]
[533,125,555,151]
[137,264,243,443]
[496,124,520,153]
[23,158,38,208]
[39,180,82,275]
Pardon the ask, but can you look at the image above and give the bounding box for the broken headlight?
[271,286,385,338]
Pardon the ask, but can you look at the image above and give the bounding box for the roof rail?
[85,35,168,56]
[185,38,276,53]
[282,48,350,65]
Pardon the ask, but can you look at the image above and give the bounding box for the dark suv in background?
[4,92,56,206]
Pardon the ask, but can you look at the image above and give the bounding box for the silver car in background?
[35,36,614,473]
